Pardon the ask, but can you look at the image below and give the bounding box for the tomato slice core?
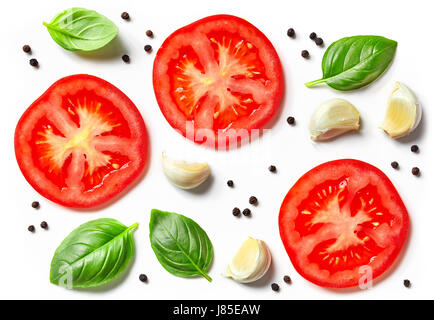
[279,160,409,288]
[15,75,148,208]
[153,15,283,147]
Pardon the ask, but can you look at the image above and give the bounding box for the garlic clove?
[161,152,210,189]
[309,98,360,141]
[380,82,421,139]
[223,237,271,283]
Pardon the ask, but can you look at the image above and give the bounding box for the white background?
[1,0,433,300]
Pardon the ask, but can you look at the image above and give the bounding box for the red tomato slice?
[15,75,148,209]
[279,159,409,288]
[153,15,283,148]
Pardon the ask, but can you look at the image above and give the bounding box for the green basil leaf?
[149,209,213,281]
[305,35,397,91]
[50,218,138,289]
[43,7,118,51]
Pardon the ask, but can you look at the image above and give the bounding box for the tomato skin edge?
[14,74,149,209]
[152,14,284,147]
[278,159,409,288]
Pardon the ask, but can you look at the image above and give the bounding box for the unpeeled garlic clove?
[223,237,271,283]
[380,82,421,139]
[161,152,210,189]
[309,98,360,141]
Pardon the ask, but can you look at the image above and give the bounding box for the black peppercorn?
[242,208,251,216]
[139,274,148,282]
[309,32,317,40]
[287,116,295,125]
[31,201,40,209]
[403,279,411,288]
[283,275,292,284]
[391,161,399,169]
[287,28,295,38]
[40,221,48,229]
[144,45,152,52]
[315,37,324,46]
[146,30,154,38]
[410,145,419,153]
[301,50,310,59]
[232,207,241,216]
[411,167,420,176]
[122,54,130,63]
[22,45,31,53]
[271,283,279,291]
[121,12,130,20]
[227,180,234,187]
[29,58,38,67]
[249,196,258,205]
[28,225,35,232]
[269,165,276,173]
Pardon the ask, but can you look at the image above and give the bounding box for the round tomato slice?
[15,74,148,209]
[279,159,409,288]
[153,15,283,148]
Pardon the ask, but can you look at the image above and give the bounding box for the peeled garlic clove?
[380,82,421,139]
[309,98,360,141]
[223,237,271,283]
[161,152,210,189]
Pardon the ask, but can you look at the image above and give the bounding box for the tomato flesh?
[279,159,409,288]
[15,75,148,208]
[153,15,283,147]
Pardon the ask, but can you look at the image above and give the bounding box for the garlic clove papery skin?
[380,82,421,139]
[161,152,211,189]
[309,98,360,141]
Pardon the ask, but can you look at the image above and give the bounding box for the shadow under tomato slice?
[279,159,409,288]
[15,74,148,209]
